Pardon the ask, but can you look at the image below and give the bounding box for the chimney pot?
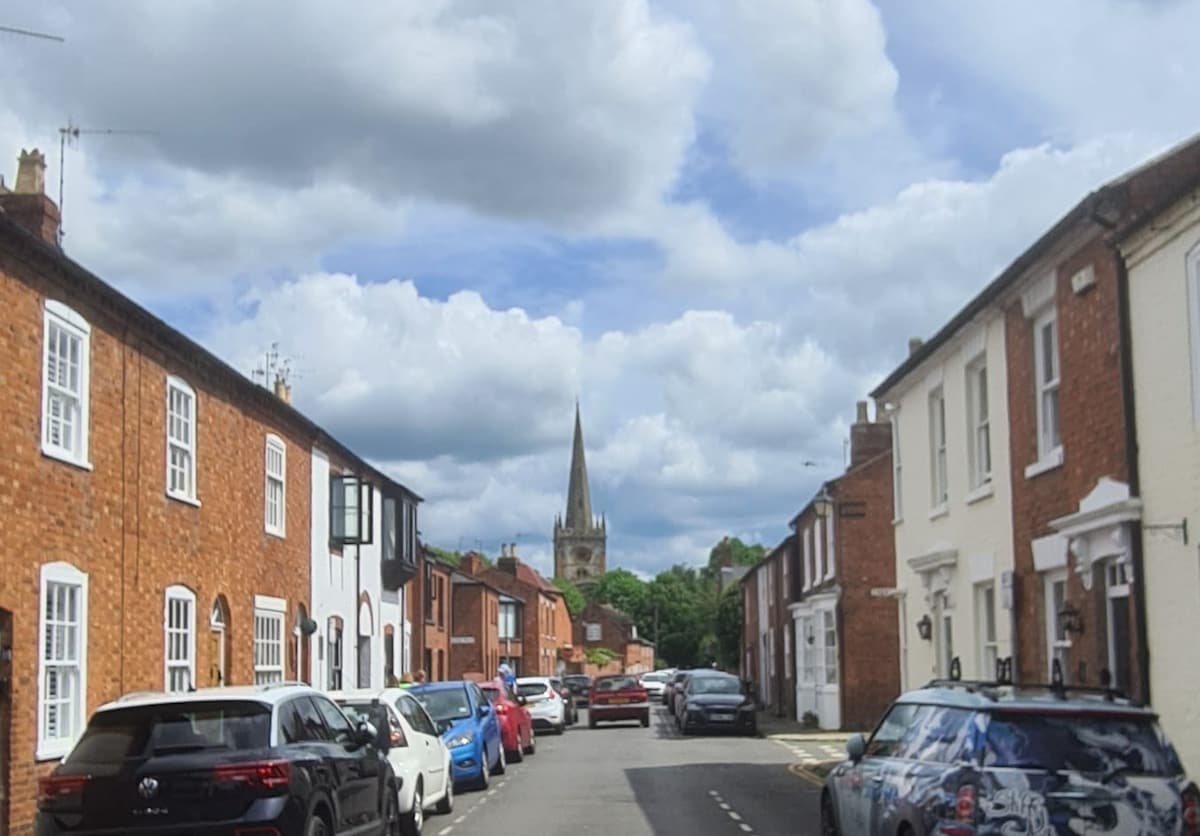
[14,149,46,195]
[272,377,291,404]
[0,148,60,245]
[855,400,869,424]
[908,337,924,356]
[510,543,518,558]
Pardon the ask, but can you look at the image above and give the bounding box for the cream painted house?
[1121,187,1200,773]
[871,317,1016,691]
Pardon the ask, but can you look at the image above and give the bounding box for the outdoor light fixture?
[1058,600,1084,635]
[916,614,933,641]
[813,485,835,520]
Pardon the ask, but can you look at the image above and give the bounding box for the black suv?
[36,684,400,836]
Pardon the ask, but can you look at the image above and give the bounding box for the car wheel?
[588,715,597,729]
[475,752,490,791]
[640,713,650,728]
[820,794,840,836]
[493,743,507,775]
[400,780,422,836]
[523,730,536,756]
[435,777,453,815]
[305,810,331,836]
[509,741,524,763]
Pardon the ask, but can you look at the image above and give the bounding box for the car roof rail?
[258,680,311,691]
[922,657,1136,705]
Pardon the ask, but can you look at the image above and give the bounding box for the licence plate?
[609,698,629,704]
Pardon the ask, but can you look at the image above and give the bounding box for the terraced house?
[0,150,424,835]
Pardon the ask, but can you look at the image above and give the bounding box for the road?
[428,705,824,836]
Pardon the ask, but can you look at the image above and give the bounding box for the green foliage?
[586,568,648,617]
[426,546,461,566]
[585,647,619,666]
[708,537,766,571]
[716,585,744,670]
[553,577,586,619]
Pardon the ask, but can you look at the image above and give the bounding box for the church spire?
[564,401,594,530]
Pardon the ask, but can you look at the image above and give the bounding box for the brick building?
[741,540,792,715]
[448,569,504,680]
[789,401,897,732]
[0,149,413,834]
[413,548,455,681]
[572,602,655,677]
[461,546,571,676]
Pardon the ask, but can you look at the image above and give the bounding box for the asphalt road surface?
[430,705,823,836]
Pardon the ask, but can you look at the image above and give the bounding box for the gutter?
[1103,224,1152,705]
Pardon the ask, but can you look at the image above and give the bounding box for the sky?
[1,0,1196,578]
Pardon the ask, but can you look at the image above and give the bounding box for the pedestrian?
[498,663,516,689]
[414,669,427,684]
[397,672,414,689]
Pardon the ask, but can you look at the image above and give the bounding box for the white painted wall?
[309,448,404,691]
[883,315,1016,689]
[1123,195,1200,774]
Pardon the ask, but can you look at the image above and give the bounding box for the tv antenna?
[57,119,156,243]
[251,343,302,394]
[0,24,64,42]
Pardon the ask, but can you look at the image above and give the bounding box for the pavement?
[432,704,826,836]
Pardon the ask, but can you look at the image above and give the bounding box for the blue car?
[410,680,505,790]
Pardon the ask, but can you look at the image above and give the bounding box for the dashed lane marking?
[438,828,453,836]
[453,816,466,825]
[719,802,730,810]
[709,787,756,835]
[728,811,742,821]
[708,789,720,797]
[487,789,497,796]
[739,825,753,833]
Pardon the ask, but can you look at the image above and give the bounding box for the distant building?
[553,403,606,583]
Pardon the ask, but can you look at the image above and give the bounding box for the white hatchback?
[515,677,568,734]
[332,688,454,836]
[639,670,671,699]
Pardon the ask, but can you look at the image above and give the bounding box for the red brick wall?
[0,253,312,834]
[1004,239,1142,696]
[834,452,901,731]
[449,583,499,679]
[413,559,452,681]
[741,572,759,688]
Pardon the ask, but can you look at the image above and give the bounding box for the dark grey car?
[821,679,1198,835]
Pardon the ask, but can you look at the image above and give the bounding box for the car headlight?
[446,732,476,748]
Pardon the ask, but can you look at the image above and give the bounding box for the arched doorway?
[209,596,231,686]
[358,593,374,688]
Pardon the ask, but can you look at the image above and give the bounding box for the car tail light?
[495,703,509,715]
[37,774,89,805]
[1184,787,1199,836]
[560,688,570,699]
[955,784,976,822]
[213,760,291,792]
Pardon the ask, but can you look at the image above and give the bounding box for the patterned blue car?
[410,680,505,791]
[822,676,1198,835]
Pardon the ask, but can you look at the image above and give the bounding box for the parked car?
[332,687,454,835]
[479,678,536,761]
[516,676,568,734]
[564,674,593,708]
[639,670,671,701]
[549,676,579,725]
[664,670,690,711]
[410,680,505,791]
[821,677,1199,836]
[588,674,651,729]
[35,684,399,836]
[671,670,726,719]
[673,673,756,736]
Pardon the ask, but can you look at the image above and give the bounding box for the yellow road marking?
[787,762,824,787]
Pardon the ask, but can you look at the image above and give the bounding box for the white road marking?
[708,789,719,797]
[453,816,466,824]
[728,811,742,821]
[739,824,753,833]
[439,828,453,836]
[719,802,730,810]
[487,789,498,796]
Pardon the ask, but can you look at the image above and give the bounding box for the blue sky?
[2,0,1196,576]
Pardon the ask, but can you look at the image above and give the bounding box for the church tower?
[553,403,607,583]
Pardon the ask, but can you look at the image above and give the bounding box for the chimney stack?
[460,551,483,576]
[848,399,892,468]
[0,149,61,246]
[908,337,924,356]
[273,376,291,404]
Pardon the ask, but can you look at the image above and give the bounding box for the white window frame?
[499,601,519,640]
[40,301,92,469]
[782,548,790,596]
[824,509,836,581]
[800,616,816,685]
[813,518,824,583]
[803,526,814,590]
[822,608,838,685]
[1044,569,1071,679]
[586,622,601,641]
[975,582,997,679]
[253,595,286,685]
[783,623,792,678]
[37,561,88,760]
[327,617,344,690]
[165,377,199,504]
[264,435,286,537]
[1104,560,1132,682]
[1033,308,1062,464]
[164,585,197,692]
[891,412,903,522]
[966,357,992,492]
[929,386,948,510]
[938,606,955,678]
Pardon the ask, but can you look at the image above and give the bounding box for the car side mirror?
[846,733,866,763]
[479,703,492,718]
[356,721,378,748]
[516,695,527,706]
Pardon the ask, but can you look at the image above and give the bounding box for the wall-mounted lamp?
[813,486,835,520]
[1057,600,1084,636]
[916,614,933,641]
[1144,518,1188,545]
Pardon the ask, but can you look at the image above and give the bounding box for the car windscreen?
[517,682,549,697]
[984,712,1183,777]
[690,676,741,695]
[595,676,638,692]
[65,701,271,764]
[641,672,668,683]
[414,688,473,725]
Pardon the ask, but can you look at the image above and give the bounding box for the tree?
[707,537,766,571]
[553,577,586,619]
[716,585,743,670]
[587,569,649,620]
[426,546,461,567]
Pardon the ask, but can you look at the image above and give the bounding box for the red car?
[588,674,651,728]
[480,678,536,761]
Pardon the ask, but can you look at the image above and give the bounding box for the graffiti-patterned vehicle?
[821,674,1198,835]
